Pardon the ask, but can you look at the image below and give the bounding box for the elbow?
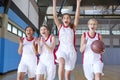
[18,50,22,55]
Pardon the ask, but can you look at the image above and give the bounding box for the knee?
[17,75,23,80]
[95,73,101,80]
[58,58,65,68]
[17,72,25,80]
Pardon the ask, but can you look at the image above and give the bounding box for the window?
[112,25,120,35]
[12,26,17,35]
[23,33,26,37]
[112,30,120,35]
[7,22,28,38]
[35,0,38,3]
[96,30,109,35]
[7,22,25,37]
[7,23,12,32]
[18,30,22,37]
[76,29,88,34]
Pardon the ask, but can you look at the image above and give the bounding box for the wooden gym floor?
[0,65,120,80]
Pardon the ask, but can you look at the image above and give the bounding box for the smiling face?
[62,14,71,26]
[88,19,98,32]
[25,26,34,38]
[40,25,49,37]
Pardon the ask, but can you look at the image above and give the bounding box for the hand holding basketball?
[91,40,105,54]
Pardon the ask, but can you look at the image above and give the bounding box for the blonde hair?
[40,25,50,34]
[88,18,98,25]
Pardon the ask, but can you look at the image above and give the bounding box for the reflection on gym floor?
[0,65,120,80]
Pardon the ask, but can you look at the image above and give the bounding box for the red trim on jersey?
[53,46,58,64]
[63,24,69,28]
[47,34,58,64]
[26,37,34,41]
[87,32,96,39]
[54,27,61,64]
[45,35,50,42]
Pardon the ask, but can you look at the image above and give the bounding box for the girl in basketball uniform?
[17,26,38,80]
[80,19,104,80]
[36,25,56,80]
[53,0,81,80]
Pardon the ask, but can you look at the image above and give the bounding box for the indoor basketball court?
[0,0,120,80]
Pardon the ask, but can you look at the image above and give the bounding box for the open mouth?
[65,21,68,24]
[27,33,31,35]
[91,27,94,30]
[42,32,45,35]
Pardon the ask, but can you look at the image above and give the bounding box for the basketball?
[91,40,105,54]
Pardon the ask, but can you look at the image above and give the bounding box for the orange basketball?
[91,40,105,54]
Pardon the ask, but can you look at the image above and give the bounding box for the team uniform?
[36,35,56,80]
[56,25,77,70]
[83,32,104,80]
[17,37,37,78]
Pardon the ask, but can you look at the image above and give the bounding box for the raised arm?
[53,0,61,30]
[73,0,81,30]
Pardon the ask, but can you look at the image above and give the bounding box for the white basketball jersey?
[83,32,103,64]
[21,37,36,62]
[58,25,76,52]
[39,35,55,65]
